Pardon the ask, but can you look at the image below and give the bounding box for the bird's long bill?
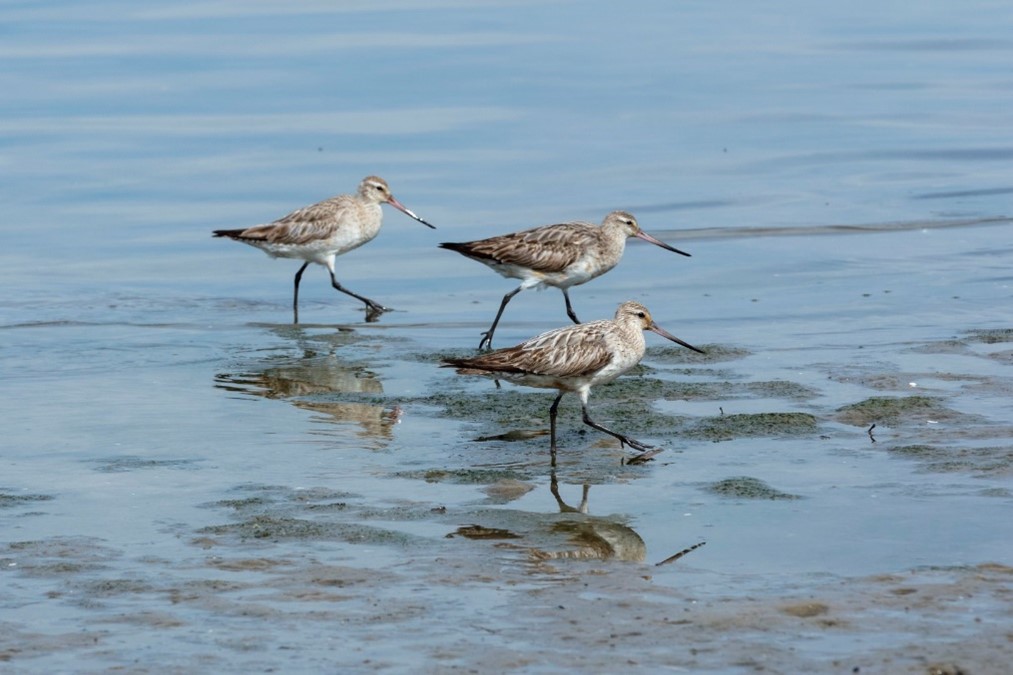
[648,323,706,354]
[635,230,690,257]
[387,196,436,229]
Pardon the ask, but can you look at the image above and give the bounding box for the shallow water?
[3,1,1013,672]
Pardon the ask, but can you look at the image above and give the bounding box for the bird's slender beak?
[387,196,436,229]
[635,230,690,257]
[648,323,706,354]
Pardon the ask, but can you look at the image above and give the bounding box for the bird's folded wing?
[482,321,613,378]
[240,197,352,245]
[466,222,595,273]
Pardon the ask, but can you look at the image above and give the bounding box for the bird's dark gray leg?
[328,270,391,320]
[562,289,581,324]
[479,286,522,350]
[293,262,310,324]
[580,404,654,452]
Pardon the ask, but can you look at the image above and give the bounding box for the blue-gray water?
[2,1,1012,672]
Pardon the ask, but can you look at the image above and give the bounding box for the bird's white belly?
[556,259,600,287]
[259,230,377,264]
[491,258,603,290]
[588,357,631,387]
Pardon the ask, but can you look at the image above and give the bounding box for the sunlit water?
[2,1,1012,672]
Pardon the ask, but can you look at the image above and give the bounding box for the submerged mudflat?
[4,222,1012,671]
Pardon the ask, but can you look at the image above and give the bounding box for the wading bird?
[214,175,434,323]
[439,211,689,349]
[443,300,704,463]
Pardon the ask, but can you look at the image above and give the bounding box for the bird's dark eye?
[637,311,646,318]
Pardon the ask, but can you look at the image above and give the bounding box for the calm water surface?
[2,1,1012,672]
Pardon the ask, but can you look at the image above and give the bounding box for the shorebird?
[439,211,690,349]
[442,300,705,462]
[213,175,435,323]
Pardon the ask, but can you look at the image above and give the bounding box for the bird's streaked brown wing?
[234,196,353,245]
[445,320,614,378]
[451,222,598,274]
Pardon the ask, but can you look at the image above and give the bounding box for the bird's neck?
[599,223,628,256]
[615,317,647,357]
[363,202,384,233]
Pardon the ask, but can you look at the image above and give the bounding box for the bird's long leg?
[292,262,310,324]
[580,404,655,452]
[328,270,391,318]
[478,286,522,350]
[549,392,564,466]
[562,289,581,324]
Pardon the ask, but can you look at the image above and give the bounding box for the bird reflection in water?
[547,474,706,566]
[533,472,647,563]
[215,344,400,446]
[449,473,647,563]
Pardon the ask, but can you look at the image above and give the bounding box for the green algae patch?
[393,468,529,485]
[966,328,1013,344]
[888,444,939,458]
[687,412,819,441]
[835,396,958,427]
[657,380,732,400]
[215,496,273,511]
[656,379,821,402]
[0,492,54,508]
[647,344,750,364]
[911,339,972,354]
[746,380,820,401]
[200,516,419,545]
[592,407,686,435]
[591,390,688,434]
[421,389,549,424]
[707,477,802,500]
[208,486,359,512]
[90,456,197,473]
[416,348,478,365]
[887,444,1013,477]
[598,376,713,402]
[986,349,1013,365]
